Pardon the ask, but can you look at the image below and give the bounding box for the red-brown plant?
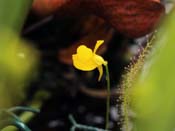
[33,0,165,38]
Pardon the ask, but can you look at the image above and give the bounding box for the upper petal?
[77,45,93,60]
[93,40,104,54]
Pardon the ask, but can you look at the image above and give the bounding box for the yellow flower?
[72,40,107,81]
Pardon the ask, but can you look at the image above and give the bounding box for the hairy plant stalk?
[122,8,175,131]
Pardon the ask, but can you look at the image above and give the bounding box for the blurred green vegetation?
[0,0,32,32]
[0,0,38,108]
[123,8,175,131]
[0,30,38,108]
[0,0,39,130]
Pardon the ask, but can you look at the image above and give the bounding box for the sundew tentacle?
[121,34,156,131]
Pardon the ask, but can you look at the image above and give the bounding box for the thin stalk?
[0,119,30,131]
[105,64,111,130]
[0,110,31,131]
[69,114,107,131]
[8,106,40,114]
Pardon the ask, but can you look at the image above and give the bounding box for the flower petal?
[72,45,98,71]
[94,54,107,66]
[77,45,93,60]
[72,54,97,71]
[97,65,103,81]
[93,40,104,53]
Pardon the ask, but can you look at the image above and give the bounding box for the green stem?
[105,64,110,130]
[69,114,107,131]
[0,119,30,131]
[3,90,49,131]
[0,110,32,131]
[8,112,31,131]
[69,115,77,126]
[12,120,31,131]
[8,106,40,114]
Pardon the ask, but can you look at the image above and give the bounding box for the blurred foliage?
[0,30,38,108]
[2,90,50,131]
[0,0,32,32]
[0,0,37,108]
[122,7,175,131]
[0,106,39,131]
